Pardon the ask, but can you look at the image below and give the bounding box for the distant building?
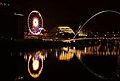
[57,26,75,34]
[77,29,88,37]
[49,26,75,39]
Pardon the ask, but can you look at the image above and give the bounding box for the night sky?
[0,0,120,32]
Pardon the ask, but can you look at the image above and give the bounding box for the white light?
[33,18,39,27]
[73,47,76,50]
[84,47,87,53]
[24,54,27,61]
[32,59,39,71]
[55,51,58,57]
[14,12,24,16]
[11,37,13,40]
[8,4,10,6]
[73,40,75,42]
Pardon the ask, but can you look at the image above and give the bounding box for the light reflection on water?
[27,51,43,78]
[11,41,120,81]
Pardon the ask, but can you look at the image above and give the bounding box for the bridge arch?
[73,10,120,39]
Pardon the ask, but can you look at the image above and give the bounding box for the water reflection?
[116,56,120,77]
[12,41,120,81]
[27,51,43,78]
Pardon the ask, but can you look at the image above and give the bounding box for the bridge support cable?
[73,10,120,39]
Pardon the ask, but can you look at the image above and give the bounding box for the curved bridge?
[73,10,120,39]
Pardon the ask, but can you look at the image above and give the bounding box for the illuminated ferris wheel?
[28,10,44,35]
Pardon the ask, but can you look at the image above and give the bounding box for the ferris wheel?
[28,10,44,35]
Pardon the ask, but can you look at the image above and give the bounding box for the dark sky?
[1,0,120,32]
